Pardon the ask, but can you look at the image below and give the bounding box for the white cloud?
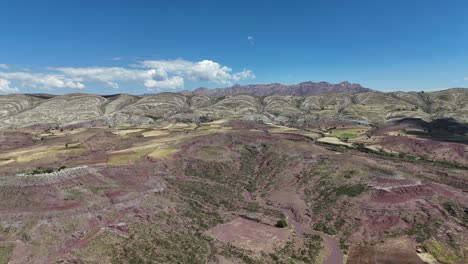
[140,59,255,85]
[247,36,255,46]
[0,72,85,89]
[145,76,184,90]
[464,77,468,80]
[52,67,158,89]
[0,59,254,92]
[0,79,19,93]
[0,64,9,70]
[112,57,122,61]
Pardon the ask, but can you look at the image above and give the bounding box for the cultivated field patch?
[317,136,353,147]
[326,127,368,139]
[206,217,291,253]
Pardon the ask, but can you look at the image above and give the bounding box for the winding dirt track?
[243,191,343,264]
[281,208,343,264]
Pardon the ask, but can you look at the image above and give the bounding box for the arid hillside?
[0,87,467,264]
[0,88,467,129]
[0,119,466,264]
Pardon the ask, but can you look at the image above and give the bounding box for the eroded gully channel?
[243,191,344,264]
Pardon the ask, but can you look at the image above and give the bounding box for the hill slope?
[0,88,467,129]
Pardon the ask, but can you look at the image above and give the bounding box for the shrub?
[276,217,288,228]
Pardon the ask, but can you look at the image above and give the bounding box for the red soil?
[371,184,435,204]
[206,216,291,253]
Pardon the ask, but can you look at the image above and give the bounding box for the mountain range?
[0,81,467,264]
[182,81,372,96]
[0,82,467,129]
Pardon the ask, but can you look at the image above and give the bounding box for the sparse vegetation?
[407,221,441,243]
[275,234,323,263]
[0,244,13,264]
[423,240,463,264]
[335,184,366,197]
[28,165,66,175]
[313,221,336,235]
[275,216,288,228]
[0,111,467,263]
[113,224,217,264]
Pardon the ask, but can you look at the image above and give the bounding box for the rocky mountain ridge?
[182,81,372,96]
[0,87,467,129]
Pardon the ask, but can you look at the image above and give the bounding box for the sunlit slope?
[0,88,467,128]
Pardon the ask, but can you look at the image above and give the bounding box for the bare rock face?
[196,94,261,119]
[103,94,140,114]
[0,94,44,118]
[119,92,189,118]
[0,94,106,128]
[0,84,467,128]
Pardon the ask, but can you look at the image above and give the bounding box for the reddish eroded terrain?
[347,239,426,264]
[369,178,435,204]
[176,130,467,263]
[379,135,468,165]
[0,131,35,151]
[368,118,468,166]
[0,121,466,263]
[206,217,292,253]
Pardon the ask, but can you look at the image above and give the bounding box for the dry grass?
[111,129,145,136]
[148,148,178,158]
[0,144,86,164]
[266,123,300,133]
[317,137,353,147]
[205,119,228,125]
[0,159,14,166]
[108,125,235,164]
[162,123,197,130]
[141,130,170,137]
[107,150,148,165]
[326,128,368,139]
[416,252,439,264]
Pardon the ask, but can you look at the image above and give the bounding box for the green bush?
[276,217,288,228]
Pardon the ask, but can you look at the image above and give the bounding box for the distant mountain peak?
[184,81,371,97]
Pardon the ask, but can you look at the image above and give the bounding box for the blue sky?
[1,0,467,94]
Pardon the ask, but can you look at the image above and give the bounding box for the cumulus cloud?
[0,64,9,70]
[0,72,85,89]
[247,36,255,46]
[0,59,254,92]
[144,76,184,90]
[0,79,19,93]
[52,67,159,89]
[140,59,255,85]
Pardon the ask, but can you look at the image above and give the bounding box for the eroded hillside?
[0,117,466,263]
[0,89,467,129]
[0,88,467,264]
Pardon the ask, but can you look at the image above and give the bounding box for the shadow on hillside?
[396,118,468,144]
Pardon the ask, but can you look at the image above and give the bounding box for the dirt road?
[281,208,343,264]
[243,191,344,264]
